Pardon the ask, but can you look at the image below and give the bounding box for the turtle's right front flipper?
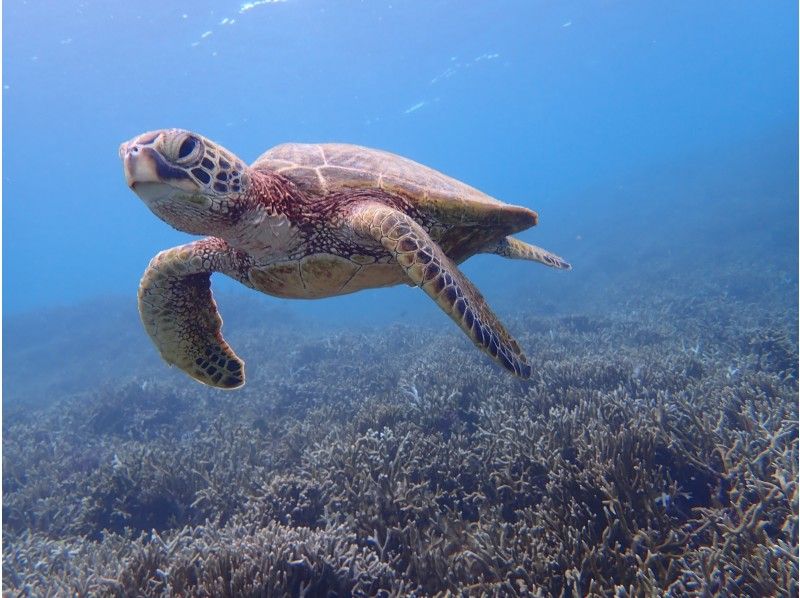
[138,237,252,389]
[349,203,532,378]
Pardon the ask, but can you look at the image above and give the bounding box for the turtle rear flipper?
[138,238,251,389]
[350,203,532,378]
[491,236,572,270]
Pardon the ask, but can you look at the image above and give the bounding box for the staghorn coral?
[4,522,398,596]
[3,284,797,596]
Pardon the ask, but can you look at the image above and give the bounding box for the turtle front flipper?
[349,203,532,378]
[138,238,252,389]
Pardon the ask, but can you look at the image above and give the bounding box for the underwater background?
[3,1,798,595]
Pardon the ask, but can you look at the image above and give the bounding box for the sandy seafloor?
[2,230,797,596]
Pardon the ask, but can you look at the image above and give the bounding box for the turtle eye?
[174,135,201,164]
[170,135,203,166]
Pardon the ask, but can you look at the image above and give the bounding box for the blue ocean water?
[4,0,796,324]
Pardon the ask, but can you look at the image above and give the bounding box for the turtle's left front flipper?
[349,203,532,378]
[138,237,252,389]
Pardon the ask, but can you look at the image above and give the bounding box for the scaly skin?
[493,237,572,270]
[138,238,252,389]
[350,202,532,378]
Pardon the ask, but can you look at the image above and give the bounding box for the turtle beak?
[120,140,155,189]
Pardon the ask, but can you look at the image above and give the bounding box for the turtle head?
[120,129,250,235]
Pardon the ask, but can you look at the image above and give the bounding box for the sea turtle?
[120,129,570,389]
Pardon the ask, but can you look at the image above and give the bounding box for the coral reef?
[3,284,797,595]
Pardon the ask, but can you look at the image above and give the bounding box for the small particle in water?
[430,67,456,85]
[3,85,9,90]
[562,20,572,28]
[240,0,286,13]
[191,41,200,47]
[60,37,73,45]
[182,13,188,19]
[404,101,426,114]
[201,30,213,38]
[220,17,230,25]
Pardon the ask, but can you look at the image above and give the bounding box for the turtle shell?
[251,143,537,234]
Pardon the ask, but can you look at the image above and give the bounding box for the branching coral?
[3,288,797,596]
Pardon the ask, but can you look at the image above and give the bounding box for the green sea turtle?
[120,129,571,389]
